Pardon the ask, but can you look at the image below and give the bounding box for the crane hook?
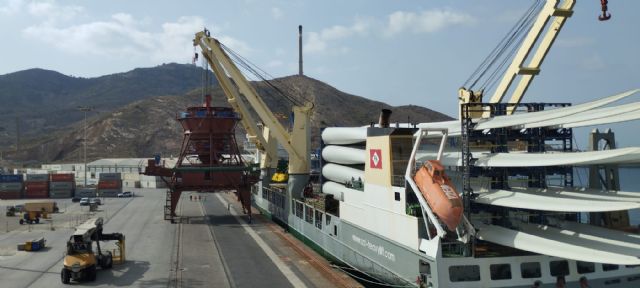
[599,0,611,21]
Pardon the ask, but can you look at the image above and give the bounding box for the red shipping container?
[50,173,74,182]
[24,189,49,199]
[25,181,49,190]
[98,180,122,189]
[0,191,22,199]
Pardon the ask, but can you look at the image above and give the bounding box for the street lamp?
[77,106,94,187]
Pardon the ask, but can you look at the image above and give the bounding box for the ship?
[253,99,640,287]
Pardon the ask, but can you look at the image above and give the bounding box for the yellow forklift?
[61,217,125,284]
[19,211,44,225]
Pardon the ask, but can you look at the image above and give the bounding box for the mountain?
[0,63,209,147]
[2,74,452,165]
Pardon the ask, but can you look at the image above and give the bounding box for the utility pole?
[77,106,93,187]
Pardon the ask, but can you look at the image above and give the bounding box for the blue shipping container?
[0,174,23,183]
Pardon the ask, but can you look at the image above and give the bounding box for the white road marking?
[214,194,307,288]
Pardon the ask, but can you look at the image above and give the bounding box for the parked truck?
[24,202,59,213]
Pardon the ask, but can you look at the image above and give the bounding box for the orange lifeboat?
[413,160,463,231]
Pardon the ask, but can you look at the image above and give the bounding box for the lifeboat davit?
[413,160,463,231]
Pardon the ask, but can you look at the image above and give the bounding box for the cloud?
[271,7,283,20]
[384,9,474,37]
[22,13,251,63]
[0,0,23,15]
[27,0,83,23]
[305,18,371,54]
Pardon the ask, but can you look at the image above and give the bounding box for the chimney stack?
[298,25,303,76]
[378,109,392,128]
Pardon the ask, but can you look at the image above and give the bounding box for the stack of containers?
[0,174,23,199]
[24,174,49,199]
[49,173,75,198]
[76,188,97,198]
[98,173,122,197]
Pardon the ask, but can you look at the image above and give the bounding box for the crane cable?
[220,43,310,107]
[480,1,544,91]
[463,0,543,92]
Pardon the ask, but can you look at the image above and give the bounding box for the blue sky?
[1,0,639,147]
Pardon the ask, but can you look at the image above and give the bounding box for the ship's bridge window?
[449,265,480,282]
[550,260,570,277]
[603,264,619,271]
[521,262,541,278]
[490,264,512,280]
[577,261,595,274]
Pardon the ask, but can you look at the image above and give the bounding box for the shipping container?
[0,174,23,183]
[0,191,22,199]
[49,190,73,198]
[99,173,122,180]
[25,174,49,182]
[49,173,74,182]
[0,182,23,192]
[24,189,49,199]
[49,182,74,190]
[75,188,97,198]
[25,181,49,189]
[98,189,121,197]
[97,180,121,189]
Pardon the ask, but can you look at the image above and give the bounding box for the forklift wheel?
[61,268,71,284]
[87,265,97,281]
[102,252,113,269]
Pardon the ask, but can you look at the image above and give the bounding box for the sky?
[1,0,639,147]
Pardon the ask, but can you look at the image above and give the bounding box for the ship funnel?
[378,109,392,128]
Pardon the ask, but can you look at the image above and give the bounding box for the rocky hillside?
[3,75,452,165]
[0,63,208,147]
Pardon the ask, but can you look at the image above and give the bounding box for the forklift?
[19,211,43,225]
[61,217,125,284]
[5,206,16,216]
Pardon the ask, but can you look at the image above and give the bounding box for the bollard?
[50,220,55,231]
[5,221,8,233]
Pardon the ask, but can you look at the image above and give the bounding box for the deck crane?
[193,29,314,217]
[459,0,611,117]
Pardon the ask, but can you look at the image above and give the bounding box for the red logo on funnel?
[370,149,382,169]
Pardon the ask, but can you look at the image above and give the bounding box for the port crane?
[193,29,314,217]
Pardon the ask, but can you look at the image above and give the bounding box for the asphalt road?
[0,188,350,288]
